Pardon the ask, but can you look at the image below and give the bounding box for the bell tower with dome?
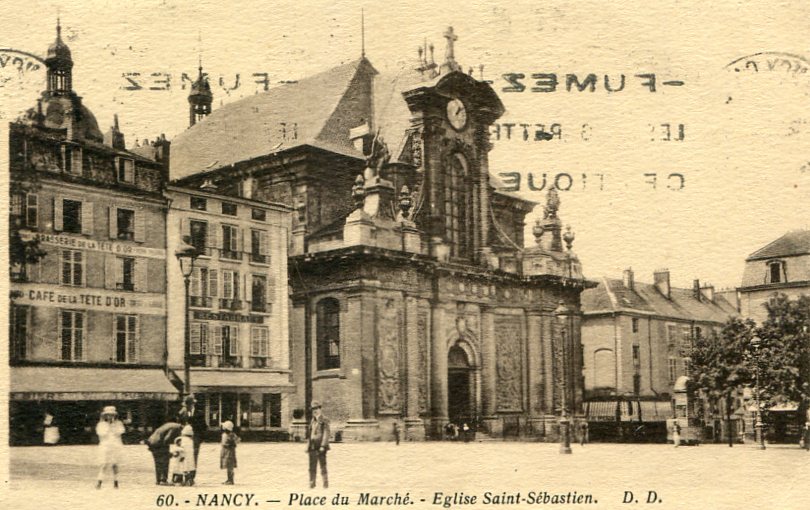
[46,18,73,96]
[188,60,213,127]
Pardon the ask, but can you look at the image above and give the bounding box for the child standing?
[169,436,185,485]
[220,421,239,485]
[179,425,197,486]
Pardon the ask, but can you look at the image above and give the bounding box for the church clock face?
[446,98,467,131]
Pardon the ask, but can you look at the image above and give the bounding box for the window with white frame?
[190,267,217,307]
[190,322,210,355]
[251,327,270,358]
[668,357,678,385]
[114,314,138,363]
[61,250,84,286]
[221,224,240,259]
[60,310,84,361]
[213,324,240,363]
[222,270,240,300]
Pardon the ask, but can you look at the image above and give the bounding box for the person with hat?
[146,422,183,485]
[179,425,197,486]
[220,420,240,485]
[95,405,125,489]
[177,394,207,485]
[306,401,330,488]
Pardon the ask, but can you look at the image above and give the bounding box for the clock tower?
[402,27,505,265]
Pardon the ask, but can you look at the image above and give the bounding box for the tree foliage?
[689,317,755,404]
[757,294,810,408]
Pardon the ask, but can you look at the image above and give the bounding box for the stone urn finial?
[399,185,413,220]
[563,225,575,251]
[532,219,545,245]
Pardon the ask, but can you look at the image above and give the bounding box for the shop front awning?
[769,402,799,412]
[189,370,294,393]
[10,366,179,401]
[586,401,618,421]
[638,401,673,421]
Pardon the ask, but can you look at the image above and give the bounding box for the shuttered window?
[114,314,138,363]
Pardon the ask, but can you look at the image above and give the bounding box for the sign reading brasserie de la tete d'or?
[21,231,166,259]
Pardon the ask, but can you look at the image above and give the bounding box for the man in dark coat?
[306,401,330,488]
[177,394,207,485]
[146,422,182,485]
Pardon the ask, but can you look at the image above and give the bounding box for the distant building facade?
[165,185,293,438]
[580,269,737,437]
[169,28,594,441]
[739,230,810,324]
[8,22,176,445]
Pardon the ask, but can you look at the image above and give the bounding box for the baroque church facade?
[171,28,593,440]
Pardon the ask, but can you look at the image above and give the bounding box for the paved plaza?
[6,441,809,510]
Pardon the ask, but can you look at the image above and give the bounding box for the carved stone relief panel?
[495,316,524,412]
[417,308,429,414]
[377,298,402,414]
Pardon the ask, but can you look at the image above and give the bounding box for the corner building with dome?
[8,22,177,444]
[170,28,595,441]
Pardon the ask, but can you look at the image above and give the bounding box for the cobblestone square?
[7,441,809,510]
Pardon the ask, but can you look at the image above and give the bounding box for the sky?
[1,0,808,290]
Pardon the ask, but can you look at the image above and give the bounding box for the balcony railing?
[250,253,267,264]
[117,231,134,241]
[219,298,243,310]
[250,356,269,369]
[220,249,242,261]
[219,355,242,368]
[251,301,267,313]
[116,282,135,291]
[190,296,212,308]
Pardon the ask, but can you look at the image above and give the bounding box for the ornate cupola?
[45,18,73,96]
[188,59,213,127]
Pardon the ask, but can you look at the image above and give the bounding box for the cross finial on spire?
[361,8,365,58]
[444,26,457,63]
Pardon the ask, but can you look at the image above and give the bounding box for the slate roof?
[582,277,738,323]
[171,58,373,179]
[746,230,810,260]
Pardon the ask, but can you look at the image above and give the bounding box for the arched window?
[444,153,473,259]
[316,298,340,370]
[592,348,615,389]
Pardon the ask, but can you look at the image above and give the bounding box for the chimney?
[693,279,701,301]
[622,268,634,290]
[653,269,671,299]
[700,284,715,303]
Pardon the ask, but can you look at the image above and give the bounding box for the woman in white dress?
[96,406,125,489]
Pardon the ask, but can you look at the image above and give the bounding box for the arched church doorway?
[447,344,474,426]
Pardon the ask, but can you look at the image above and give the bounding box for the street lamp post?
[175,239,200,399]
[750,334,766,450]
[555,300,573,454]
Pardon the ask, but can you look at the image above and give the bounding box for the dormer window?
[768,260,786,284]
[117,157,134,183]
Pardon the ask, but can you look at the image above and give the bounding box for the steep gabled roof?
[746,230,810,260]
[171,58,375,179]
[582,278,738,323]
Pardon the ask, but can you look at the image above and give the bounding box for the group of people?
[92,395,333,489]
[444,422,474,442]
[95,395,240,488]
